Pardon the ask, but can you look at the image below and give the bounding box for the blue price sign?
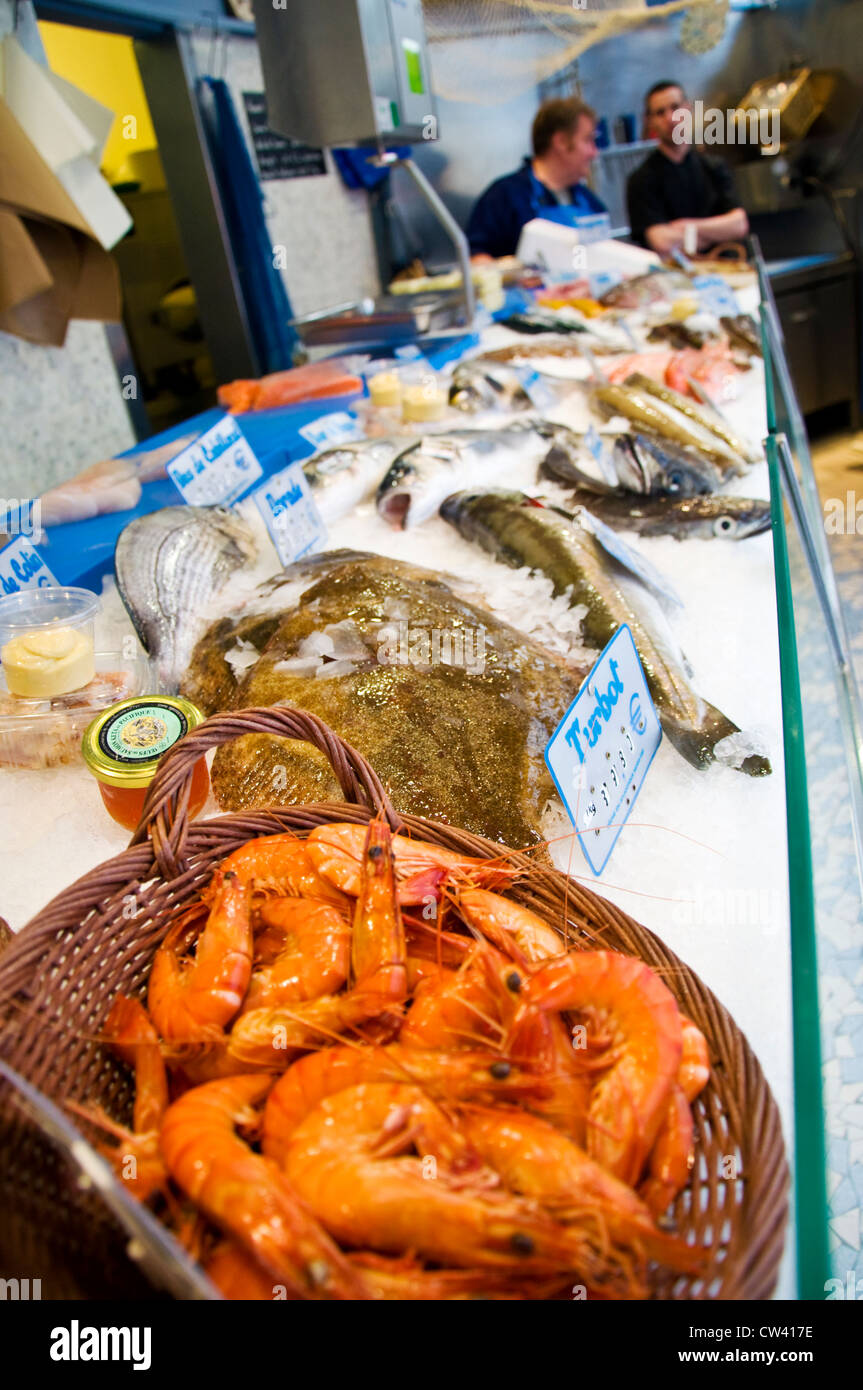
[0,536,58,596]
[544,624,662,876]
[252,460,327,566]
[168,416,263,506]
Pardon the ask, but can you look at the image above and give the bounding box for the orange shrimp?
[638,1016,710,1216]
[400,937,592,1143]
[224,992,403,1071]
[69,995,170,1201]
[455,888,565,963]
[241,897,351,1013]
[225,824,408,1069]
[148,870,253,1047]
[306,822,517,903]
[205,1242,541,1301]
[458,1106,699,1282]
[261,1043,547,1166]
[399,937,523,1052]
[639,1085,694,1217]
[679,1014,710,1103]
[350,817,406,1004]
[523,951,683,1186]
[215,833,349,909]
[281,1082,642,1281]
[159,1074,371,1300]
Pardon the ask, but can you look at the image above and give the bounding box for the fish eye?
[713,516,734,535]
[666,471,683,493]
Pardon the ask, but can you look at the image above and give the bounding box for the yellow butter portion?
[2,625,95,697]
[402,384,446,423]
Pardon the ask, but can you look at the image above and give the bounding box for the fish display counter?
[0,247,838,1301]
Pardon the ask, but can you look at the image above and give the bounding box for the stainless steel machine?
[251,0,476,337]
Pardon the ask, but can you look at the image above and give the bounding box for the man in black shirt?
[627,81,749,254]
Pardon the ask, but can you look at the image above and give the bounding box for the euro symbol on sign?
[629,691,644,734]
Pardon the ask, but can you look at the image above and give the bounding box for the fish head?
[624,434,715,497]
[708,501,772,540]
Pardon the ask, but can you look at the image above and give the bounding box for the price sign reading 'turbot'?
[544,624,662,876]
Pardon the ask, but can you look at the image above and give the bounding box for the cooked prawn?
[455,888,565,963]
[261,1043,546,1166]
[281,1081,641,1280]
[69,994,169,1201]
[306,822,517,902]
[638,1016,710,1215]
[459,1105,698,1279]
[524,951,683,1185]
[242,897,351,1013]
[216,833,349,909]
[159,1074,371,1300]
[148,870,253,1047]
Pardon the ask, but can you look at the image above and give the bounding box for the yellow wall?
[38,22,158,184]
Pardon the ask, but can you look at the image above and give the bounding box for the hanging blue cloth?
[331,146,412,192]
[196,76,300,373]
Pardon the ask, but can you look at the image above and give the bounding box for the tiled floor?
[794,429,863,1283]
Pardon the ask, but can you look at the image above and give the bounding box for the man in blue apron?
[468,98,606,261]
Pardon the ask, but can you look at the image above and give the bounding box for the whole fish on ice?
[448,359,534,414]
[441,488,771,776]
[562,489,771,541]
[376,421,580,529]
[115,506,258,691]
[540,427,723,497]
[302,437,402,523]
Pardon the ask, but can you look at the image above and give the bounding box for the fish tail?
[659,703,772,777]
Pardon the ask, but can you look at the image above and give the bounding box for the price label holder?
[0,536,59,595]
[167,416,263,506]
[544,623,662,876]
[298,412,364,451]
[251,460,327,566]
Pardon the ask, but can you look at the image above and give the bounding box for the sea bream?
[115,505,258,691]
[302,437,401,523]
[376,421,581,529]
[440,488,771,777]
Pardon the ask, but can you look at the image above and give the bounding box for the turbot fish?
[441,489,771,777]
[449,359,534,413]
[302,437,402,523]
[540,427,723,497]
[593,380,750,476]
[182,550,587,846]
[115,505,258,691]
[376,421,579,529]
[563,490,771,541]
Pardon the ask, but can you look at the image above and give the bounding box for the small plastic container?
[0,587,101,698]
[0,586,100,648]
[82,695,209,832]
[0,652,149,770]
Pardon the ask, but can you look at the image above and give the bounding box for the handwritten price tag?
[0,537,58,596]
[251,460,327,566]
[167,416,263,506]
[544,624,662,876]
[298,412,363,451]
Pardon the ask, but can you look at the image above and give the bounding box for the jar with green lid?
[82,696,209,831]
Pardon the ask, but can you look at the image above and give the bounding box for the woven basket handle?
[130,706,402,881]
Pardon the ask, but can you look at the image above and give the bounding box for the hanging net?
[421,0,727,103]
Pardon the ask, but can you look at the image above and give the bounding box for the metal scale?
[252,0,476,346]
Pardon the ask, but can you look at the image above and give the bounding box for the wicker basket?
[0,707,789,1300]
